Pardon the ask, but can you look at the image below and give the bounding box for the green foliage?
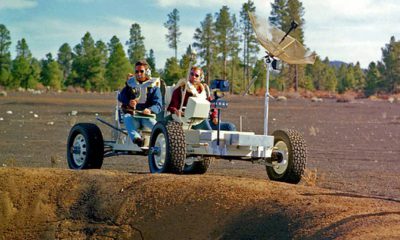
[163,57,182,85]
[26,58,41,89]
[11,56,29,88]
[227,14,242,93]
[11,39,36,89]
[252,59,267,93]
[381,36,400,93]
[269,0,305,91]
[285,0,305,44]
[180,45,196,79]
[5,4,398,96]
[193,13,216,84]
[71,32,107,91]
[146,49,156,70]
[364,62,380,96]
[240,0,259,88]
[41,53,63,90]
[57,43,72,85]
[105,36,131,90]
[164,8,181,59]
[336,64,356,93]
[0,24,12,86]
[16,38,32,59]
[304,56,337,91]
[146,49,159,77]
[353,62,365,90]
[269,0,287,28]
[126,23,146,65]
[93,40,108,91]
[47,61,63,90]
[215,6,233,80]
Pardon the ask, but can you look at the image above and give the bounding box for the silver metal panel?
[226,134,274,147]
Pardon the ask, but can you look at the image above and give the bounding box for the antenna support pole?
[264,54,271,136]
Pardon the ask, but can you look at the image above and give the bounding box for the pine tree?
[0,24,12,87]
[11,38,35,89]
[240,0,259,91]
[215,6,233,80]
[164,8,181,59]
[308,56,323,90]
[71,32,105,91]
[27,58,41,89]
[269,0,306,91]
[336,64,347,93]
[252,59,267,94]
[57,43,72,86]
[41,53,63,90]
[93,40,108,91]
[381,36,400,93]
[193,13,216,84]
[228,14,242,94]
[337,64,356,93]
[180,45,196,80]
[364,62,380,96]
[353,62,365,91]
[40,53,54,86]
[105,36,131,90]
[269,0,287,28]
[48,61,63,90]
[126,23,146,65]
[163,57,181,85]
[146,49,159,77]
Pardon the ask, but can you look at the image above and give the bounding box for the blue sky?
[1,0,399,69]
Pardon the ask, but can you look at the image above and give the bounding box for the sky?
[0,0,399,69]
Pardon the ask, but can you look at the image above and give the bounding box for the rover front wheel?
[148,121,186,173]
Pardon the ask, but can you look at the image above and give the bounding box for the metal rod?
[217,109,221,146]
[264,59,270,136]
[239,115,243,132]
[243,73,259,96]
[96,117,127,135]
[279,20,298,44]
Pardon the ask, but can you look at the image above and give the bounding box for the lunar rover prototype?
[66,12,315,183]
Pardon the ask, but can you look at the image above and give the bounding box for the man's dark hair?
[135,60,149,69]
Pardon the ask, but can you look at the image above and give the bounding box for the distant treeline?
[0,0,399,95]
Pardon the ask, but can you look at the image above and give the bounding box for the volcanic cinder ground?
[0,92,399,239]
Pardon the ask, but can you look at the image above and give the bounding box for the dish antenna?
[248,12,316,135]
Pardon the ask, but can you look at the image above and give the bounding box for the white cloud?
[157,0,270,12]
[55,0,96,3]
[0,0,37,10]
[302,0,400,67]
[157,0,239,8]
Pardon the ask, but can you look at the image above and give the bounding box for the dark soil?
[1,92,400,239]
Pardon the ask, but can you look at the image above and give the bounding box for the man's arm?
[118,86,130,105]
[167,87,181,114]
[148,87,162,114]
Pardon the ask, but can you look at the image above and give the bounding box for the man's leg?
[141,118,157,131]
[124,113,141,141]
[192,119,212,130]
[220,122,237,131]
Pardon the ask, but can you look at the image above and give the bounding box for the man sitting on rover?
[118,60,162,146]
[167,66,212,130]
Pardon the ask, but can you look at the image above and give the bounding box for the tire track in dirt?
[1,168,400,239]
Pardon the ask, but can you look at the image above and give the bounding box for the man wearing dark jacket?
[118,60,162,146]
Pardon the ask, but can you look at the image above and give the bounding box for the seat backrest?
[164,85,175,110]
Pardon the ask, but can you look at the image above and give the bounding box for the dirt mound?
[1,168,399,239]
